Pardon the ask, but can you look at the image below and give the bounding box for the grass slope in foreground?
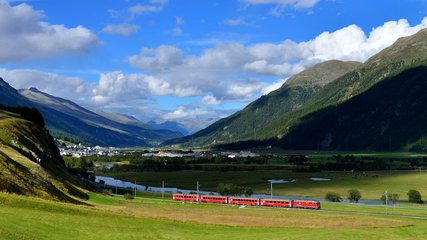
[0,109,87,202]
[1,192,427,240]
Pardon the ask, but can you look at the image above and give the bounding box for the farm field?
[1,192,427,240]
[100,170,427,200]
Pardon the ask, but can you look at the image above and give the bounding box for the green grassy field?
[1,192,427,239]
[100,170,427,200]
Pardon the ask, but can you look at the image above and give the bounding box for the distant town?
[59,143,262,159]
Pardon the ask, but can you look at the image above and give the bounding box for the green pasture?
[100,170,427,200]
[1,192,427,239]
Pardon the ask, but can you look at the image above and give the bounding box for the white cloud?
[90,71,201,104]
[128,0,168,16]
[129,45,184,72]
[0,2,98,63]
[127,17,427,102]
[0,68,90,99]
[300,18,427,62]
[201,95,221,105]
[175,16,185,25]
[244,60,303,76]
[102,23,139,37]
[226,81,265,98]
[129,5,162,14]
[163,106,211,120]
[224,17,247,26]
[241,0,321,8]
[261,79,287,95]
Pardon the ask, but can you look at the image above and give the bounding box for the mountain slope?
[279,65,427,150]
[18,88,183,147]
[0,108,87,202]
[93,110,151,128]
[147,120,190,136]
[258,28,427,141]
[0,78,33,106]
[218,29,427,151]
[164,60,361,147]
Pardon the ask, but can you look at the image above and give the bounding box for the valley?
[1,2,427,239]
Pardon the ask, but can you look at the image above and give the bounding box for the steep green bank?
[0,109,87,202]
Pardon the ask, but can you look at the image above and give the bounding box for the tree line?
[325,189,423,204]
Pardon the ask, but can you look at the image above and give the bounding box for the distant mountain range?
[165,29,427,151]
[147,120,190,136]
[0,81,183,147]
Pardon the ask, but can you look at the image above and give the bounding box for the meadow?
[100,170,427,200]
[1,191,427,240]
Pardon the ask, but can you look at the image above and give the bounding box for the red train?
[172,194,320,209]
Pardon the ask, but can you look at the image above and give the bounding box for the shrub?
[325,192,342,202]
[124,193,134,200]
[407,189,423,204]
[347,189,362,203]
[380,192,399,204]
[102,189,113,196]
[244,186,253,197]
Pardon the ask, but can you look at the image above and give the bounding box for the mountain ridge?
[165,29,427,151]
[0,78,182,147]
[19,87,183,147]
[164,60,362,147]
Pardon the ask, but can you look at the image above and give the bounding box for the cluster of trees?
[217,183,253,197]
[63,157,94,169]
[325,189,362,203]
[0,105,45,127]
[325,189,423,204]
[380,192,399,204]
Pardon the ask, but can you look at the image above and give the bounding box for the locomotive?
[172,194,321,209]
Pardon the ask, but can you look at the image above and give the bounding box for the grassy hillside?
[164,60,361,147]
[1,192,427,239]
[0,109,87,202]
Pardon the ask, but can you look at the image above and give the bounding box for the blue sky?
[1,0,427,132]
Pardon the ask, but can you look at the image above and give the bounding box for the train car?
[228,197,259,206]
[260,199,292,208]
[172,193,198,202]
[292,200,321,209]
[200,195,228,204]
